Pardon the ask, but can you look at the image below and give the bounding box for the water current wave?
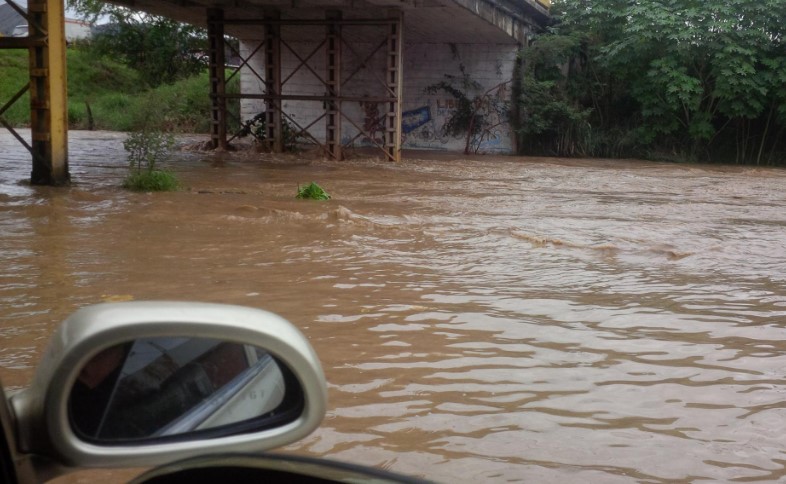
[1,131,785,482]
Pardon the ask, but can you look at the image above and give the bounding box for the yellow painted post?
[29,0,70,185]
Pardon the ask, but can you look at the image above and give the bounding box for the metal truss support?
[385,11,404,162]
[0,0,70,185]
[264,13,283,153]
[208,8,228,150]
[325,11,342,160]
[216,11,403,161]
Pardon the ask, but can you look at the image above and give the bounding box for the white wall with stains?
[239,37,518,155]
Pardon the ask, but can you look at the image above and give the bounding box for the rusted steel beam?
[228,11,403,161]
[226,39,266,87]
[281,38,328,89]
[325,11,342,160]
[0,118,35,156]
[340,111,390,158]
[222,94,396,103]
[0,84,30,118]
[5,0,46,33]
[0,37,47,49]
[385,11,403,162]
[281,110,330,157]
[207,8,228,150]
[223,18,400,26]
[340,37,389,95]
[264,12,283,153]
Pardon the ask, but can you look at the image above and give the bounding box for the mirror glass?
[69,337,300,442]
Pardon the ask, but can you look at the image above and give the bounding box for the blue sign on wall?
[402,106,432,134]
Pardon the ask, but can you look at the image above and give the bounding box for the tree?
[68,0,208,87]
[514,33,595,157]
[518,0,786,164]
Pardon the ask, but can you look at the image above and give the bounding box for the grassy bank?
[0,48,238,133]
[0,50,33,126]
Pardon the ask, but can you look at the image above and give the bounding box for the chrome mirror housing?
[9,302,327,470]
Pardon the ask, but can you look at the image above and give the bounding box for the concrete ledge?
[450,0,549,43]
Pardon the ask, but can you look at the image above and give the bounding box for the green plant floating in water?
[296,182,331,200]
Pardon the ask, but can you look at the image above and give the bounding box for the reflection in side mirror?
[69,338,301,443]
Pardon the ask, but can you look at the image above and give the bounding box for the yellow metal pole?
[29,0,70,185]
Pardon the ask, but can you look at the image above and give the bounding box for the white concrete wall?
[401,43,516,154]
[239,37,518,154]
[239,37,266,122]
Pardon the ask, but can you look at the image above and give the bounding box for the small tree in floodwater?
[122,97,179,191]
[123,130,178,191]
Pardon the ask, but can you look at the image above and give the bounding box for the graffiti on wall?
[359,100,385,146]
[402,106,431,133]
[470,92,511,152]
[403,85,513,153]
[353,84,513,153]
[401,105,454,149]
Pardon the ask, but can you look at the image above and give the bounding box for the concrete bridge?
[0,0,550,184]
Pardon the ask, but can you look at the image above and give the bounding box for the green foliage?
[68,0,207,87]
[67,46,144,100]
[237,114,302,151]
[425,79,477,139]
[139,72,236,133]
[517,0,786,165]
[123,170,179,192]
[296,182,331,201]
[0,51,31,126]
[514,35,595,156]
[1,46,237,132]
[124,130,174,173]
[123,112,179,192]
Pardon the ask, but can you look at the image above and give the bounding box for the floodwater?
[2,130,786,483]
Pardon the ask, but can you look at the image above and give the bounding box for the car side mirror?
[69,338,301,443]
[8,302,327,472]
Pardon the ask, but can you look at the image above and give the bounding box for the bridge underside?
[109,0,547,45]
[109,0,548,161]
[0,0,549,185]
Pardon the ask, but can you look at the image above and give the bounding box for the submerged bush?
[296,182,331,200]
[123,170,179,191]
[124,129,174,173]
[123,120,179,192]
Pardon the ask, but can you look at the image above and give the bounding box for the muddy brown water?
[2,130,786,483]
